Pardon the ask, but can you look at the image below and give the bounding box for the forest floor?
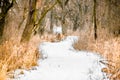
[9,36,109,80]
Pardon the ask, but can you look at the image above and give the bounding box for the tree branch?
[33,1,58,32]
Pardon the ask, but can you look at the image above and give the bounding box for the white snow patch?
[13,36,109,80]
[53,25,62,34]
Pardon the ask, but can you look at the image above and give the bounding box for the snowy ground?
[13,36,108,80]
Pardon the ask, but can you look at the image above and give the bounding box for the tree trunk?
[2,0,29,42]
[96,0,120,37]
[0,0,14,41]
[21,0,37,43]
[1,0,120,43]
[78,0,94,38]
[50,10,53,33]
[77,0,120,39]
[93,0,97,39]
[61,0,67,35]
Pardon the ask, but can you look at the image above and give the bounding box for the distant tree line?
[0,0,119,43]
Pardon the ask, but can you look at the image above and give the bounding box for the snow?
[53,25,62,34]
[13,36,109,80]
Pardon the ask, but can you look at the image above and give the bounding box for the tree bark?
[61,0,67,34]
[2,0,29,42]
[0,0,14,40]
[96,0,120,37]
[21,0,37,43]
[93,0,97,39]
[50,10,53,33]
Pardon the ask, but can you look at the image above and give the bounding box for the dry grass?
[92,37,120,80]
[0,39,40,79]
[74,29,120,80]
[0,68,7,80]
[0,33,66,80]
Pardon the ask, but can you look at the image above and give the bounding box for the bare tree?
[0,0,14,40]
[0,0,57,43]
[0,0,120,43]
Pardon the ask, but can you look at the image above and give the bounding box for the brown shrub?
[0,40,40,79]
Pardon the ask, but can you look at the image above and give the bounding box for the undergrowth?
[74,29,120,80]
[0,39,40,79]
[0,33,65,80]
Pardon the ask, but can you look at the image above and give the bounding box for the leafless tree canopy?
[0,0,120,43]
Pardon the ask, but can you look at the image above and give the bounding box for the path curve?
[14,36,108,80]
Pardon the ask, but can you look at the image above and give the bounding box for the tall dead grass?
[0,33,66,80]
[0,39,40,79]
[74,29,120,80]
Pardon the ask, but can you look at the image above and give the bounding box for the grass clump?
[0,40,40,79]
[74,29,120,80]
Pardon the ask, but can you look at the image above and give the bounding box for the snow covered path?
[14,36,108,80]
